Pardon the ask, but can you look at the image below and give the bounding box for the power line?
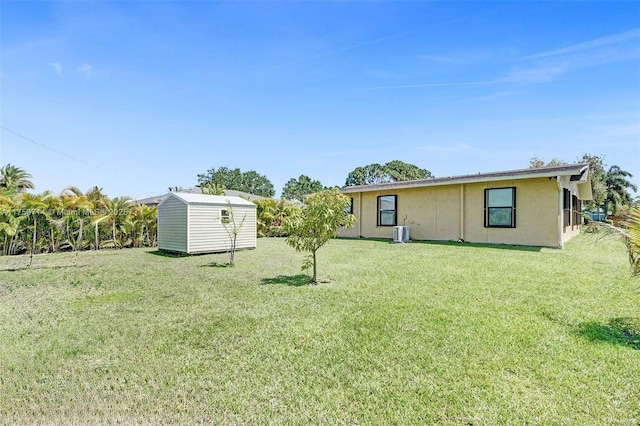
[0,126,105,171]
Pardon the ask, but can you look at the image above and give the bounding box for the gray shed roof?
[342,163,591,194]
[158,192,257,207]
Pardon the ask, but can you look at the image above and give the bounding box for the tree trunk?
[76,220,84,255]
[28,216,36,267]
[229,232,237,266]
[311,250,317,284]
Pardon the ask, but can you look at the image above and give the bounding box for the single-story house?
[339,163,592,248]
[157,192,257,254]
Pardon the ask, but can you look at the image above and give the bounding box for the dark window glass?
[485,187,516,228]
[378,195,397,226]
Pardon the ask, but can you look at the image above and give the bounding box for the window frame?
[220,209,230,224]
[563,188,571,229]
[484,187,516,228]
[377,195,397,227]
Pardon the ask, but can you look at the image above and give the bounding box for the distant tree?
[345,163,388,186]
[385,160,433,181]
[282,175,324,202]
[284,188,356,284]
[197,166,275,197]
[0,164,35,192]
[603,165,637,215]
[345,161,432,186]
[528,156,567,168]
[242,170,275,198]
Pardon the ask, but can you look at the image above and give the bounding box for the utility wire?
[0,126,105,171]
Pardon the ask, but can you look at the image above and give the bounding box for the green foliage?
[0,163,35,192]
[344,160,432,186]
[0,181,158,256]
[580,153,607,210]
[529,154,636,216]
[254,198,301,237]
[594,207,640,277]
[197,166,275,197]
[604,165,637,215]
[284,188,355,283]
[528,156,567,168]
[199,182,226,195]
[281,175,324,202]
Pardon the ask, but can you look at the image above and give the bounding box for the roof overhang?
[342,163,592,195]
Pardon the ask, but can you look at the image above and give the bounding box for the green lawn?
[0,235,638,424]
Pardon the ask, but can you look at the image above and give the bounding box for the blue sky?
[2,1,639,199]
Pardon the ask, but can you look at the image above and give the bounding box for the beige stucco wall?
[340,177,573,247]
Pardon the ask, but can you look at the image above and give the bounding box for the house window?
[346,197,354,215]
[377,195,397,226]
[563,189,571,228]
[572,195,581,228]
[484,187,516,228]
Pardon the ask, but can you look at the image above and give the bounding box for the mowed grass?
[0,235,638,424]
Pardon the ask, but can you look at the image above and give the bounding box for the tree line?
[2,154,636,257]
[0,165,157,257]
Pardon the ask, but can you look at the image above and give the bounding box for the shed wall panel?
[188,205,257,254]
[157,196,188,252]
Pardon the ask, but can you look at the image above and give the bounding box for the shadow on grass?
[261,274,311,287]
[201,262,232,268]
[336,237,543,252]
[409,239,543,252]
[146,250,189,258]
[576,317,640,350]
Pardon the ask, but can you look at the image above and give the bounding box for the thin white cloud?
[368,81,494,90]
[49,62,62,75]
[77,63,94,76]
[499,62,570,84]
[418,143,473,153]
[372,29,640,90]
[526,28,640,59]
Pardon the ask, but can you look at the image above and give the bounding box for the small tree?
[284,188,356,284]
[220,201,247,266]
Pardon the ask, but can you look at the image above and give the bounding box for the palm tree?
[21,191,52,266]
[60,187,93,253]
[0,164,35,192]
[603,165,637,216]
[0,194,20,255]
[85,187,107,249]
[103,196,132,248]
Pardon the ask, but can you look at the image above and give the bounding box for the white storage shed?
[157,192,257,254]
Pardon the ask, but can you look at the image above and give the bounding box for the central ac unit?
[393,226,410,243]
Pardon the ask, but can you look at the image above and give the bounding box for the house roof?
[136,188,268,206]
[159,192,257,207]
[179,187,269,201]
[342,163,591,194]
